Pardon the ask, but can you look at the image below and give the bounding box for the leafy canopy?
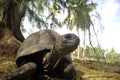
[1,0,97,30]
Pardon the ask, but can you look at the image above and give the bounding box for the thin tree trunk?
[77,29,80,59]
[82,30,86,58]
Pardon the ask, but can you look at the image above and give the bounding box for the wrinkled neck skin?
[42,33,80,72]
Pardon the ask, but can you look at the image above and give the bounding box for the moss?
[0,61,17,78]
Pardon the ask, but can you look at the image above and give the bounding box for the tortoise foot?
[1,71,22,80]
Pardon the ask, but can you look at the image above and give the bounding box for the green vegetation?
[73,46,120,63]
[0,56,16,78]
[106,48,120,63]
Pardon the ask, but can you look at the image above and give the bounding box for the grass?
[0,56,120,80]
[74,59,120,80]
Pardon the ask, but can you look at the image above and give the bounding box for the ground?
[0,56,120,80]
[74,59,120,80]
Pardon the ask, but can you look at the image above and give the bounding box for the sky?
[96,0,120,53]
[55,0,120,53]
[23,0,120,53]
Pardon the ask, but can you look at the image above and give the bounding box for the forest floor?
[0,56,120,80]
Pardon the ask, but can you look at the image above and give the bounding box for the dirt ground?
[74,59,120,80]
[0,56,120,80]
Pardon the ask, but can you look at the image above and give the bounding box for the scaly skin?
[2,62,37,80]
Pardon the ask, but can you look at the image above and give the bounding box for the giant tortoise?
[2,29,80,80]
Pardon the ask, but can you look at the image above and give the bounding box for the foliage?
[106,48,120,63]
[86,47,105,58]
[74,46,105,60]
[0,0,97,31]
[74,46,120,63]
[63,0,97,31]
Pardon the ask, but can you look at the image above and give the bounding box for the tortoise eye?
[64,34,72,40]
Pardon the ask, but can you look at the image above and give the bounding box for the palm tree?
[63,0,97,58]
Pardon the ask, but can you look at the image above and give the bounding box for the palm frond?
[87,3,97,12]
[16,0,29,12]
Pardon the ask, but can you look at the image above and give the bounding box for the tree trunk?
[77,29,80,59]
[0,1,25,56]
[0,27,21,56]
[82,30,86,58]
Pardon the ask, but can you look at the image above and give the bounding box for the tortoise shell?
[16,29,80,67]
[16,29,61,66]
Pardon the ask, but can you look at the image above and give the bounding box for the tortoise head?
[55,33,80,55]
[63,33,79,51]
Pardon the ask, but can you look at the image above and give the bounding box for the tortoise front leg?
[2,62,37,80]
[59,63,77,80]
